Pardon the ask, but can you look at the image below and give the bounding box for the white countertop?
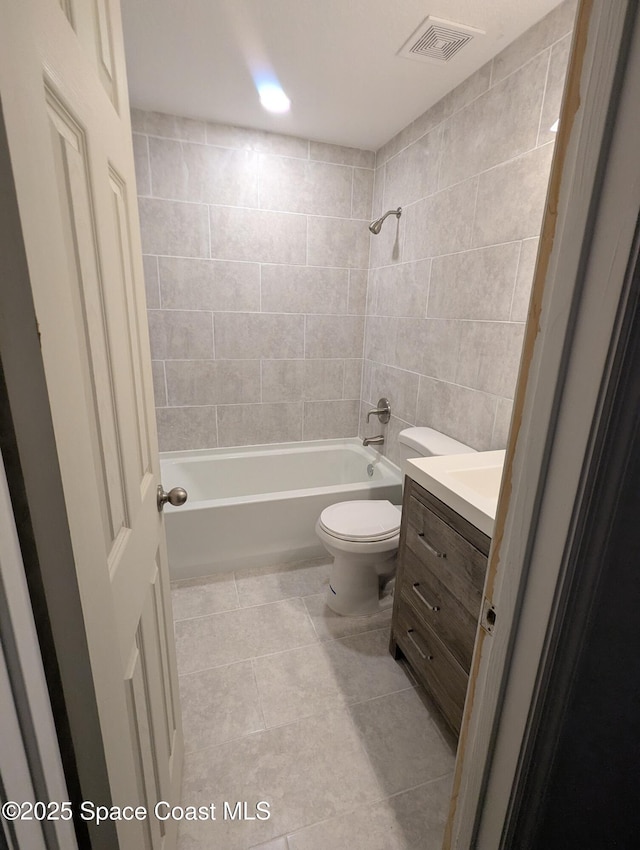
[404,450,506,537]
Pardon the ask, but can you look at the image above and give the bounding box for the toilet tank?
[397,427,476,462]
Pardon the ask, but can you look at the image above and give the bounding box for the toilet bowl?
[316,500,401,616]
[316,427,476,616]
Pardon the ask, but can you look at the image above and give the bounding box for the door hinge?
[481,597,496,635]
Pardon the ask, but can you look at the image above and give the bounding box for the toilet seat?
[319,500,401,543]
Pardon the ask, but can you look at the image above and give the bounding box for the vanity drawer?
[405,492,487,614]
[395,602,467,735]
[400,547,478,672]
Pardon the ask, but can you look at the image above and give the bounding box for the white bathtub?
[160,438,402,579]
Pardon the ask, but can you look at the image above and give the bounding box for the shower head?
[369,207,402,235]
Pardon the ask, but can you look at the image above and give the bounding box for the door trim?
[447,0,640,845]
[0,447,79,850]
[503,197,640,848]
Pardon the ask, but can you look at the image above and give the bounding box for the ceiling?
[121,0,566,152]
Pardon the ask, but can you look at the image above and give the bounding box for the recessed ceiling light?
[258,83,291,114]
[550,119,559,132]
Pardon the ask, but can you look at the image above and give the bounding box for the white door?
[0,2,183,848]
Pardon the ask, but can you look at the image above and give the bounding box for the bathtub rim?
[160,437,402,513]
[160,436,398,465]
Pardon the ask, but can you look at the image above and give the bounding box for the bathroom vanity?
[390,451,505,737]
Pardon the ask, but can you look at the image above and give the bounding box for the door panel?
[107,167,153,481]
[125,643,162,850]
[46,88,130,551]
[125,573,178,850]
[69,0,120,111]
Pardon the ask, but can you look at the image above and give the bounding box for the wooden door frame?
[447,0,640,845]
[0,445,79,850]
[504,200,640,849]
[0,99,115,850]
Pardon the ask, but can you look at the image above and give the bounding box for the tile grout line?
[173,588,393,640]
[249,657,269,733]
[153,255,162,312]
[178,653,252,682]
[140,193,373,223]
[283,771,455,845]
[145,134,153,197]
[469,175,481,252]
[350,165,355,219]
[260,682,417,736]
[359,235,540,273]
[509,240,525,323]
[301,593,323,643]
[176,626,398,676]
[535,46,554,148]
[162,360,168,409]
[378,34,568,168]
[135,124,375,169]
[489,396,501,454]
[230,569,241,609]
[175,635,321,679]
[178,676,419,763]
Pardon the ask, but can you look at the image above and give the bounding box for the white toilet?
[315,427,476,616]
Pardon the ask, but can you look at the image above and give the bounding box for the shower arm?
[369,207,402,234]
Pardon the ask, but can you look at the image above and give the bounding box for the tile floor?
[171,556,456,850]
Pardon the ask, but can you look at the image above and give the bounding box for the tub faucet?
[363,435,384,446]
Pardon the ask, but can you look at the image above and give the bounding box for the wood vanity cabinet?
[390,476,490,737]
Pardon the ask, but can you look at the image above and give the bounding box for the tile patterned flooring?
[172,557,456,850]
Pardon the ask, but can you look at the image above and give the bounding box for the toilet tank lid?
[398,427,476,456]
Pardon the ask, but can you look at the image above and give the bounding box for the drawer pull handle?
[417,532,446,559]
[407,628,433,661]
[412,583,440,612]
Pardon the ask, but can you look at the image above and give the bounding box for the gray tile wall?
[362,0,576,463]
[134,0,575,457]
[133,112,374,449]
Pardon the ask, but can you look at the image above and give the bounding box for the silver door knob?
[157,485,188,512]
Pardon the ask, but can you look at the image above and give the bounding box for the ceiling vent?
[399,16,485,64]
